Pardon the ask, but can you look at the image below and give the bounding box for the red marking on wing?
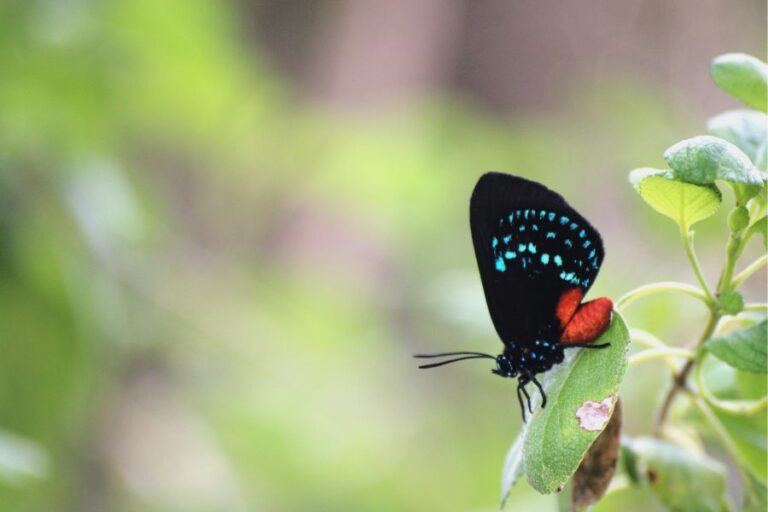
[556,287,584,329]
[559,297,613,344]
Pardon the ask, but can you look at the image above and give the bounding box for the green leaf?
[714,406,768,482]
[625,437,728,512]
[705,320,767,373]
[664,136,764,186]
[634,173,721,229]
[743,468,768,512]
[711,53,768,112]
[520,313,630,494]
[628,167,670,190]
[717,290,744,315]
[707,110,768,169]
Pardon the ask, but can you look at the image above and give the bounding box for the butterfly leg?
[516,385,526,422]
[530,374,546,409]
[516,376,533,422]
[519,381,533,414]
[563,342,610,349]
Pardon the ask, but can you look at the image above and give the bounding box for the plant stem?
[653,310,719,436]
[616,281,712,310]
[717,232,745,293]
[743,303,768,312]
[628,347,694,368]
[629,328,668,349]
[680,228,716,303]
[731,254,768,288]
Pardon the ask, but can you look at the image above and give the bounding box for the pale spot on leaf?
[576,396,614,431]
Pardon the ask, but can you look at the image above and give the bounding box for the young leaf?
[717,289,744,315]
[664,136,764,186]
[569,399,622,510]
[711,53,768,112]
[625,437,728,512]
[707,110,768,169]
[521,313,630,494]
[634,173,721,229]
[704,320,767,374]
[628,167,670,190]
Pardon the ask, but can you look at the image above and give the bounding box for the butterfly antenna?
[414,351,495,359]
[415,353,495,369]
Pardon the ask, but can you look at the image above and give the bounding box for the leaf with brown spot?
[570,399,622,510]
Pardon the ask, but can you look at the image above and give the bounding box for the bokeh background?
[0,1,765,511]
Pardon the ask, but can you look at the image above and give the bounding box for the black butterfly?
[416,172,613,421]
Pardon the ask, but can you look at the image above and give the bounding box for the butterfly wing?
[469,172,605,345]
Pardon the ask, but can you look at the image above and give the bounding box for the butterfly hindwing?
[469,172,604,345]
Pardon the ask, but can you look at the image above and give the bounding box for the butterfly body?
[416,172,613,420]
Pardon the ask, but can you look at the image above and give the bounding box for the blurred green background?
[0,1,765,511]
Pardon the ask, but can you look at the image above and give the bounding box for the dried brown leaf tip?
[570,399,622,511]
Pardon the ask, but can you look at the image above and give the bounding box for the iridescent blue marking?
[495,257,506,272]
[521,258,527,270]
[554,255,563,267]
[531,224,539,231]
[531,352,537,359]
[546,231,556,239]
[570,222,578,230]
[588,248,596,259]
[509,214,515,223]
[560,216,569,225]
[528,242,537,254]
[564,239,573,248]
[583,240,591,248]
[541,254,549,264]
[579,229,586,238]
[503,235,511,243]
[548,212,556,221]
[560,271,575,281]
[524,210,530,219]
[542,342,550,347]
[505,251,516,259]
[519,225,526,232]
[492,237,498,249]
[539,211,546,219]
[518,244,526,253]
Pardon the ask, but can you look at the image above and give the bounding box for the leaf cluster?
[501,53,768,512]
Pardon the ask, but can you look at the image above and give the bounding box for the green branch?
[681,228,716,303]
[616,282,711,310]
[629,347,694,368]
[731,254,768,288]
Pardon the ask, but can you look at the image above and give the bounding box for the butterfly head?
[492,354,517,378]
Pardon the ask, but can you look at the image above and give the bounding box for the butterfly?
[416,172,613,421]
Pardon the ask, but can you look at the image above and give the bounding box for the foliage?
[502,52,768,511]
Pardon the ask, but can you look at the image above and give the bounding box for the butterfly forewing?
[469,173,604,345]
